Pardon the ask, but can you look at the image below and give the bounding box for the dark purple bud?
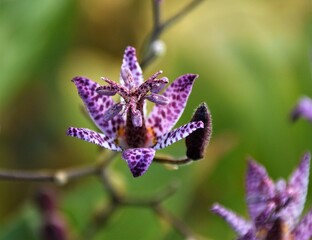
[35,188,57,214]
[41,214,68,240]
[145,93,169,105]
[185,102,212,160]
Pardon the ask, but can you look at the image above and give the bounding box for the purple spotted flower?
[67,46,204,177]
[291,96,312,122]
[211,153,312,240]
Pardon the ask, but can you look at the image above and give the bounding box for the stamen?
[131,108,143,127]
[96,86,117,96]
[145,93,169,105]
[103,103,123,121]
[151,77,168,93]
[101,77,129,99]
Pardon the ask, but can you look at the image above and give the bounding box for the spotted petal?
[211,203,252,237]
[67,127,122,151]
[281,152,310,228]
[292,210,312,240]
[153,121,204,150]
[246,159,275,223]
[72,77,125,140]
[120,46,143,88]
[147,74,198,137]
[122,148,155,177]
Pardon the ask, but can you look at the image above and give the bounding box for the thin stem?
[162,0,204,31]
[153,204,196,240]
[140,0,204,69]
[153,157,193,165]
[0,152,118,184]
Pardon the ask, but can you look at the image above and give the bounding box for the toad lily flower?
[211,153,312,240]
[291,96,312,122]
[67,46,204,177]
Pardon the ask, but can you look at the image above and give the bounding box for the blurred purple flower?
[211,153,312,240]
[67,46,203,177]
[291,96,312,122]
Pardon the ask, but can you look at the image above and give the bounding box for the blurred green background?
[0,0,312,239]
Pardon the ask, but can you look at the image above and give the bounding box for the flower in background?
[67,46,204,177]
[211,153,312,240]
[291,96,312,122]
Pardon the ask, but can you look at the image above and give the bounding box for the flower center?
[96,67,169,148]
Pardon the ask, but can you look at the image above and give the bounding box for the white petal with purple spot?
[147,74,198,137]
[122,148,156,177]
[72,76,125,140]
[67,127,122,151]
[153,121,204,150]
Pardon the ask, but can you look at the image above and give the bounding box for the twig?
[140,0,204,69]
[153,204,196,240]
[0,152,118,184]
[153,156,193,165]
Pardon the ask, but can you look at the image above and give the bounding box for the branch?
[153,156,193,165]
[140,0,204,69]
[0,152,117,184]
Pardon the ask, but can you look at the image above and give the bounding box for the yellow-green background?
[0,0,311,239]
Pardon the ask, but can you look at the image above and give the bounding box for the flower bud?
[185,102,212,160]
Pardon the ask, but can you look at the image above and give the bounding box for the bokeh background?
[0,0,312,239]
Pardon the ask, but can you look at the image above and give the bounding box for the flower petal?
[122,148,155,177]
[147,74,198,137]
[282,152,310,228]
[120,46,143,88]
[152,121,204,150]
[72,76,125,140]
[291,96,312,122]
[292,209,312,240]
[211,203,252,237]
[246,159,275,223]
[67,127,122,151]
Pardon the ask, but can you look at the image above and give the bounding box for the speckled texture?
[147,74,198,137]
[120,46,144,88]
[153,121,204,150]
[122,148,155,177]
[67,127,122,151]
[72,76,124,140]
[211,153,312,240]
[67,46,205,177]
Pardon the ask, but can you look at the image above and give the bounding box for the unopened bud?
[151,40,166,57]
[35,188,57,214]
[185,102,212,160]
[41,213,68,240]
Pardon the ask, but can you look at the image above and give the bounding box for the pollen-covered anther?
[103,102,123,121]
[151,77,168,93]
[96,85,117,96]
[145,93,169,105]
